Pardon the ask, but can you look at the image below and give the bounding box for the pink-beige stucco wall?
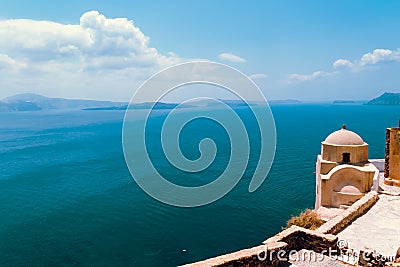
[321,143,368,163]
[320,166,374,208]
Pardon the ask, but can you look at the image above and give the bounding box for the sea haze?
[0,104,399,266]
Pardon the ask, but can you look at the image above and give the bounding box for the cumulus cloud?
[249,73,268,79]
[0,11,183,100]
[218,53,246,63]
[0,54,26,70]
[334,49,400,70]
[359,48,400,66]
[289,48,400,83]
[333,59,354,69]
[0,11,179,68]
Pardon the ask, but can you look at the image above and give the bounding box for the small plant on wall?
[284,209,325,230]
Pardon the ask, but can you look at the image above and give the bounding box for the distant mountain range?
[85,102,186,111]
[83,99,268,110]
[367,92,400,105]
[0,93,127,112]
[1,93,305,112]
[6,92,399,112]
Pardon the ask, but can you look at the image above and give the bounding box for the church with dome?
[186,123,400,266]
[315,125,379,213]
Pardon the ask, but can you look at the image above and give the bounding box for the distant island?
[331,92,400,105]
[367,92,400,105]
[0,93,303,112]
[3,92,400,112]
[268,99,302,105]
[0,93,127,112]
[333,100,356,104]
[85,102,187,111]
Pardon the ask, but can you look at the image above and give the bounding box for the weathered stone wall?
[316,191,379,235]
[385,128,390,178]
[385,128,400,180]
[179,244,286,267]
[181,191,379,267]
[181,226,338,267]
[264,225,338,254]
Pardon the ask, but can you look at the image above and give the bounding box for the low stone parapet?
[179,244,285,267]
[316,191,379,235]
[181,192,379,266]
[181,226,338,267]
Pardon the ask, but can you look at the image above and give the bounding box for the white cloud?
[359,48,400,66]
[288,71,332,82]
[334,49,400,70]
[289,48,400,83]
[249,73,267,79]
[0,11,183,100]
[218,53,246,63]
[0,54,26,70]
[0,11,179,68]
[333,59,354,69]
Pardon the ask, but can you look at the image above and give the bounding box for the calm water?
[0,104,399,266]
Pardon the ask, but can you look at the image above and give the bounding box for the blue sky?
[1,1,400,101]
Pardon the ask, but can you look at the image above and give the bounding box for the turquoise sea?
[0,104,399,266]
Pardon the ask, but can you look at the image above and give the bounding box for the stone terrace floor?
[337,173,400,257]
